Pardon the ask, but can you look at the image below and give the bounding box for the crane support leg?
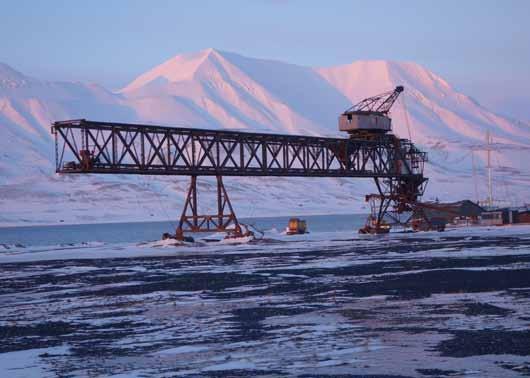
[360,193,392,234]
[175,175,242,241]
[359,178,419,234]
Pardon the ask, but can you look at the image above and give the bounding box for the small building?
[479,207,530,226]
[515,209,530,224]
[413,200,485,227]
[479,210,504,226]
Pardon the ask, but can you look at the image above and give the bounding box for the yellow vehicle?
[286,218,308,235]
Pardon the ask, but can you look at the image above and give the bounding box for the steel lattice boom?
[52,119,425,179]
[344,86,404,115]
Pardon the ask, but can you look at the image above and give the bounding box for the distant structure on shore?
[412,199,530,230]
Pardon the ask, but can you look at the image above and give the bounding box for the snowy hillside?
[120,48,348,136]
[1,49,529,226]
[316,60,530,204]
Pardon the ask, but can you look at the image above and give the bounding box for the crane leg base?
[172,175,243,241]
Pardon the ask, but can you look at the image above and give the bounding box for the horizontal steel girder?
[52,119,426,181]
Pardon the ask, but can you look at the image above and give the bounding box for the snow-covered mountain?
[120,48,349,136]
[0,63,135,178]
[1,49,529,226]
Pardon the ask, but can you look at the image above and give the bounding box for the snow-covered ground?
[1,223,530,264]
[1,49,530,226]
[1,225,530,376]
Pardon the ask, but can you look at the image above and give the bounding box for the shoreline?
[0,211,366,230]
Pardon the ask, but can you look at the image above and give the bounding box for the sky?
[2,0,529,120]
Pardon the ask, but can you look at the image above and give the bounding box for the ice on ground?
[1,222,530,376]
[218,235,255,245]
[0,346,70,378]
[139,238,186,248]
[1,224,530,264]
[203,360,257,371]
[155,345,210,355]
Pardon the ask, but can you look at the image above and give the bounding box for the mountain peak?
[316,59,452,104]
[202,47,222,56]
[121,48,230,92]
[0,62,37,89]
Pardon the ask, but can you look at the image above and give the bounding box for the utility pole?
[486,131,493,208]
[471,150,479,203]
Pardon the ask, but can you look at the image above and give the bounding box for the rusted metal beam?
[51,119,426,182]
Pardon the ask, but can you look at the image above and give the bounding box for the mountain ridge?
[1,50,529,226]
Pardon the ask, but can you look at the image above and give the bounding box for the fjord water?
[0,213,367,247]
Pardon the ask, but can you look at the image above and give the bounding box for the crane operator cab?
[339,86,403,139]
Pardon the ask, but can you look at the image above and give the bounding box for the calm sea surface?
[0,214,366,247]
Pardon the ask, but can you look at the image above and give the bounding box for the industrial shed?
[414,200,485,226]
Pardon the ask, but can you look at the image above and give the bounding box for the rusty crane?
[52,86,427,238]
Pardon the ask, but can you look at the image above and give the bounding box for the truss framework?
[362,177,427,234]
[175,175,242,240]
[52,119,428,237]
[52,119,425,180]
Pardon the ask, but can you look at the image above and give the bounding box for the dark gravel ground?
[1,232,530,377]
